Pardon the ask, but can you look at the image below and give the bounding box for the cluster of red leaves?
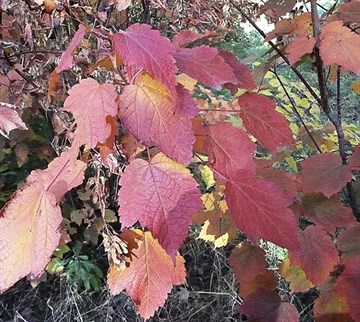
[1,1,360,321]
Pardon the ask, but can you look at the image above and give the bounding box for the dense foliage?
[1,0,360,321]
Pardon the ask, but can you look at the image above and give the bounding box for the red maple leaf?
[238,92,295,153]
[113,23,177,100]
[225,170,300,251]
[118,153,203,257]
[118,74,194,164]
[298,153,352,198]
[173,46,237,89]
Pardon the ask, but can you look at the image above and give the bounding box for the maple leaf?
[298,153,352,198]
[205,122,256,178]
[280,258,314,293]
[334,256,360,321]
[225,170,300,251]
[241,290,300,321]
[333,2,360,25]
[286,37,316,65]
[218,50,256,93]
[0,152,85,293]
[238,92,295,154]
[118,74,194,164]
[256,166,297,204]
[265,13,312,41]
[173,46,237,90]
[62,78,118,149]
[320,21,360,75]
[229,242,277,297]
[0,102,28,138]
[118,152,203,257]
[337,224,360,260]
[300,193,355,232]
[289,226,339,286]
[172,29,218,48]
[55,24,87,73]
[112,24,177,100]
[107,229,186,319]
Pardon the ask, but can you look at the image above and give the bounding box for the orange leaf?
[0,152,85,292]
[107,229,186,319]
[286,37,316,65]
[280,258,314,293]
[320,21,360,75]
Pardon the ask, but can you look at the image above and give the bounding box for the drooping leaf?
[0,102,27,138]
[289,226,339,286]
[108,229,186,320]
[265,13,312,41]
[334,256,360,321]
[55,24,87,73]
[112,23,177,100]
[205,122,256,178]
[280,257,314,293]
[298,153,352,198]
[320,21,360,75]
[62,78,118,149]
[225,170,300,251]
[238,92,295,154]
[300,193,355,232]
[286,37,316,65]
[172,29,217,48]
[229,242,277,297]
[118,152,202,257]
[118,74,194,164]
[173,46,237,90]
[241,290,300,321]
[337,224,360,260]
[0,152,85,293]
[218,50,256,93]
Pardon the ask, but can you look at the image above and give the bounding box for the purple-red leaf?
[56,24,87,73]
[238,92,295,153]
[118,74,194,164]
[298,153,352,198]
[225,170,300,251]
[173,46,237,90]
[118,152,203,257]
[113,23,177,100]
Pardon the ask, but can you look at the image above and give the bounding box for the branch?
[229,0,322,106]
[310,0,360,220]
[272,70,322,153]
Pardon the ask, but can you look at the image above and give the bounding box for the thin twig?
[229,0,322,106]
[272,69,322,153]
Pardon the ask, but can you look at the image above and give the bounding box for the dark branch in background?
[272,70,322,153]
[229,0,322,106]
[310,0,360,220]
